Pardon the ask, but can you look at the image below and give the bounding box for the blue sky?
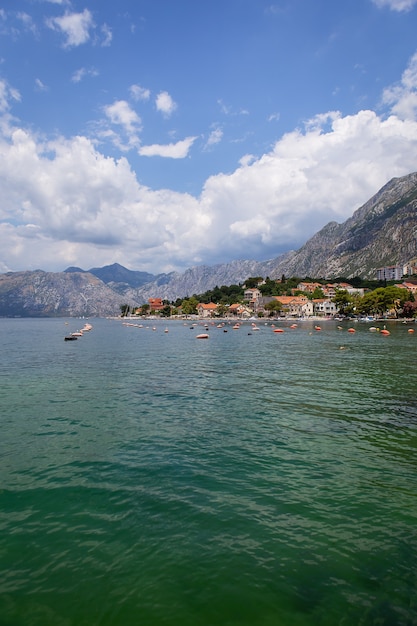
[1,0,417,274]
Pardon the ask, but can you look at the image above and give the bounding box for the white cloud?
[371,0,417,10]
[204,127,223,150]
[104,100,141,134]
[2,53,417,273]
[2,105,417,274]
[0,79,20,113]
[100,23,112,47]
[268,112,280,122]
[34,78,48,92]
[155,91,177,117]
[139,136,197,158]
[71,67,99,83]
[46,9,94,47]
[130,84,151,101]
[382,52,417,120]
[16,12,37,35]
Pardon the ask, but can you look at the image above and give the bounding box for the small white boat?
[196,333,209,339]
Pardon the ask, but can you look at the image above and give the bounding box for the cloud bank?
[1,49,417,274]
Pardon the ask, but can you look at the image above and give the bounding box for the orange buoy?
[347,328,356,333]
[273,328,284,333]
[314,326,321,331]
[408,328,415,334]
[380,329,390,336]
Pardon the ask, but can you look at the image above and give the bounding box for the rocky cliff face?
[0,271,134,317]
[273,172,417,279]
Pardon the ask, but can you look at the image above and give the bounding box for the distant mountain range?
[1,171,416,316]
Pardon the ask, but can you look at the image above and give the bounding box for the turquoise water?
[1,318,416,626]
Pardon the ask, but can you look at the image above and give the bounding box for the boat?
[64,335,78,341]
[196,333,209,339]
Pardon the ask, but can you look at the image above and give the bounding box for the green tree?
[245,277,264,288]
[160,304,171,317]
[120,303,130,317]
[264,299,282,316]
[332,290,353,315]
[140,303,150,316]
[358,286,409,317]
[311,287,325,299]
[181,296,198,316]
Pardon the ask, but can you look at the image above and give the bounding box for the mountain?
[0,270,133,317]
[122,257,292,302]
[1,172,417,315]
[64,262,160,292]
[273,171,417,279]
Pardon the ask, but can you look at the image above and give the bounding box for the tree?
[311,287,325,299]
[245,277,263,288]
[402,300,417,318]
[140,303,150,316]
[358,286,409,317]
[216,303,228,317]
[120,304,130,317]
[161,304,171,317]
[332,290,353,316]
[264,299,282,316]
[181,296,198,316]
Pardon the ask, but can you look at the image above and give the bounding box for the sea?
[1,317,416,626]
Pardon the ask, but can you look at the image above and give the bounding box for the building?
[243,288,262,303]
[297,281,323,294]
[148,298,165,312]
[395,281,417,295]
[197,302,218,318]
[228,303,252,317]
[376,265,403,281]
[313,298,337,317]
[403,258,417,276]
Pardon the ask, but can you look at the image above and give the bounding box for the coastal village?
[129,263,417,320]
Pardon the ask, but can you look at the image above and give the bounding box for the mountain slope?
[0,271,134,317]
[65,262,159,292]
[273,172,417,279]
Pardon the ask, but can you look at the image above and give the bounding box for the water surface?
[1,318,416,625]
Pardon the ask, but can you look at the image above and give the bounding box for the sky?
[1,0,417,274]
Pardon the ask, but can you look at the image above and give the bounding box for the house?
[268,295,312,317]
[243,288,262,303]
[396,281,417,295]
[313,298,337,316]
[297,281,323,294]
[228,303,252,317]
[148,298,164,311]
[197,302,218,318]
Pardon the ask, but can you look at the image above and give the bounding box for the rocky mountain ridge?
[1,172,416,316]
